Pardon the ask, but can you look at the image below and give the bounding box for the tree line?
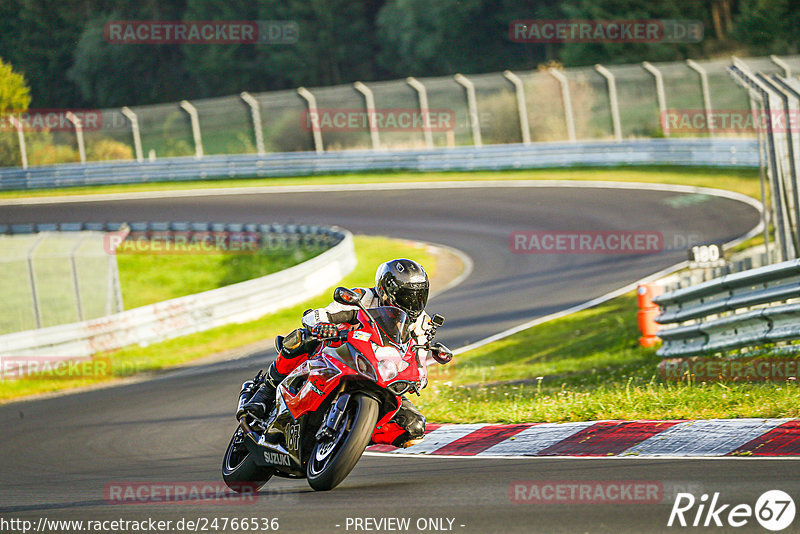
[0,0,796,109]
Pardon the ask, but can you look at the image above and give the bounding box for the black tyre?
[221,428,274,493]
[306,394,379,491]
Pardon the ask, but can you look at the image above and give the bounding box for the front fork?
[315,393,350,442]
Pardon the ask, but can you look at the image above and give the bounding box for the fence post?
[179,100,204,158]
[770,55,792,78]
[730,61,790,261]
[120,106,144,162]
[454,73,482,147]
[642,61,669,137]
[502,70,531,145]
[8,116,28,168]
[70,233,89,322]
[354,81,381,150]
[406,76,434,149]
[297,87,324,154]
[240,91,265,155]
[686,59,714,137]
[26,233,46,329]
[65,111,87,163]
[548,68,576,142]
[108,223,129,314]
[594,64,622,141]
[753,95,773,260]
[765,74,800,255]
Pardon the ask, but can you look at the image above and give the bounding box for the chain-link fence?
[3,55,800,169]
[0,232,122,334]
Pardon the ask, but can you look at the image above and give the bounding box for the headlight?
[378,359,398,381]
[356,354,377,381]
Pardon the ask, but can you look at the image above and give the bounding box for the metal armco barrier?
[654,259,800,357]
[0,224,355,358]
[0,138,758,191]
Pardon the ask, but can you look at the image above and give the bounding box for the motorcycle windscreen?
[365,306,411,346]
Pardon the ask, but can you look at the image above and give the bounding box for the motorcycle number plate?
[352,331,371,342]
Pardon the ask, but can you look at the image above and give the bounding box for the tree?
[556,0,710,66]
[733,0,799,55]
[0,57,31,114]
[67,12,196,107]
[0,57,32,167]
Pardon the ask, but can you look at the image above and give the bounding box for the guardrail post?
[65,111,87,163]
[406,76,434,149]
[594,64,622,141]
[240,91,265,155]
[770,55,792,78]
[26,233,46,328]
[642,61,669,137]
[503,70,531,145]
[179,100,204,158]
[354,81,381,150]
[686,59,714,137]
[8,116,28,168]
[120,106,144,162]
[547,68,576,142]
[297,87,324,154]
[454,73,482,147]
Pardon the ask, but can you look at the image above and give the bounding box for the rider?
[240,258,433,448]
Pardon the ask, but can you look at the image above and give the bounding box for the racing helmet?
[374,259,429,320]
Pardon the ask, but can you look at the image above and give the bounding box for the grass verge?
[417,293,800,423]
[0,166,761,201]
[0,235,436,402]
[118,246,325,309]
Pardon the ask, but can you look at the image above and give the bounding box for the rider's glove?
[312,322,339,339]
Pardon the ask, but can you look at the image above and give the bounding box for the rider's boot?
[238,363,286,420]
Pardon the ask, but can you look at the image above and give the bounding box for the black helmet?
[374,259,429,320]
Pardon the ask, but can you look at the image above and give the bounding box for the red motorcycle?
[222,287,452,492]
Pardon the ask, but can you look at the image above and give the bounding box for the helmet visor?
[393,286,428,316]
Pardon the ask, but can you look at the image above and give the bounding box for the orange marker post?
[637,282,663,348]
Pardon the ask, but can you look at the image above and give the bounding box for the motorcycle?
[221,286,453,492]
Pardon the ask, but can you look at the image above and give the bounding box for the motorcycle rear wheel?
[222,427,274,493]
[306,393,379,491]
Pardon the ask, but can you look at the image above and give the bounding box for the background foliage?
[0,0,796,109]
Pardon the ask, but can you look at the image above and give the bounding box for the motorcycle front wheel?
[306,393,379,491]
[221,427,274,493]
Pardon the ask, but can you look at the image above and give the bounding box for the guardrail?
[654,259,800,357]
[0,223,355,358]
[0,138,758,191]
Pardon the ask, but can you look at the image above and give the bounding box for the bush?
[29,142,79,165]
[87,138,133,161]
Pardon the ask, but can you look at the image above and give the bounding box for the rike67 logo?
[668,490,795,531]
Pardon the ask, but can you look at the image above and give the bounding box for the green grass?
[0,235,436,402]
[118,246,324,309]
[416,293,800,423]
[0,166,761,201]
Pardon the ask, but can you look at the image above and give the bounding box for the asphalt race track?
[1,181,793,533]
